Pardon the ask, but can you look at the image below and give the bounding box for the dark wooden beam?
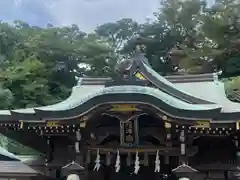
[87,146,197,156]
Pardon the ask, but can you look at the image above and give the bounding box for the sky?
[0,0,160,32]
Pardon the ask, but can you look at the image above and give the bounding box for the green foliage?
[0,22,117,109]
[1,0,240,108]
[0,85,13,109]
[95,18,140,51]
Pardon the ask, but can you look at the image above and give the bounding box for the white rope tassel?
[134,151,140,174]
[115,150,121,172]
[154,150,160,173]
[93,149,101,171]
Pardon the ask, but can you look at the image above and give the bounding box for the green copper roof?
[0,80,222,115]
[37,85,104,111]
[0,52,239,122]
[0,146,20,160]
[0,110,10,115]
[11,84,104,113]
[175,80,240,112]
[37,85,219,111]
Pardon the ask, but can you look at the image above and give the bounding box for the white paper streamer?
[115,150,121,172]
[154,150,160,173]
[134,151,140,174]
[93,149,101,171]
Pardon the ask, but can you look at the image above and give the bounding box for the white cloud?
[0,0,216,32]
[0,0,160,32]
[45,0,160,32]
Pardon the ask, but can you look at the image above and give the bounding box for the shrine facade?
[0,51,240,180]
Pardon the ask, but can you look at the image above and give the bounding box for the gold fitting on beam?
[164,122,171,129]
[236,121,240,130]
[19,120,23,129]
[80,121,86,128]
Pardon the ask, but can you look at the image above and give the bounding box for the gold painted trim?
[192,121,210,128]
[46,121,59,127]
[109,104,139,112]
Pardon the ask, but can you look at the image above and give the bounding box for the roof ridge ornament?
[62,160,84,171]
[115,45,149,79]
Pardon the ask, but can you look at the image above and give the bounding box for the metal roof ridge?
[165,73,214,78]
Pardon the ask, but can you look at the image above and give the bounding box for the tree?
[122,22,182,75]
[201,0,240,76]
[156,0,240,75]
[95,18,140,52]
[0,22,116,109]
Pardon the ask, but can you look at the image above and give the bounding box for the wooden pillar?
[83,150,91,180]
[46,136,53,163]
[126,152,132,166]
[231,135,240,180]
[103,153,112,180]
[179,126,186,163]
[164,122,172,165]
[56,168,61,179]
[75,130,85,165]
[224,170,228,180]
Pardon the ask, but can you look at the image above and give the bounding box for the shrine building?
[0,51,240,180]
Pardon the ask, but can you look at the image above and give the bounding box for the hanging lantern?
[178,178,190,180]
[66,174,80,180]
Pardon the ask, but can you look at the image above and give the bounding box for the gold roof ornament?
[135,72,146,80]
